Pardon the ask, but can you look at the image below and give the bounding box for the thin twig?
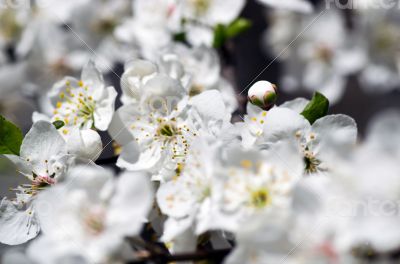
[127,248,231,264]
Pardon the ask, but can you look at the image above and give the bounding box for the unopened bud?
[247,81,277,110]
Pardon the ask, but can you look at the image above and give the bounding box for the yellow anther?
[240,160,253,169]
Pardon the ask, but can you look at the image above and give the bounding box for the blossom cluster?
[0,1,400,264]
[265,6,400,103]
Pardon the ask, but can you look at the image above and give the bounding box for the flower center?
[250,188,271,209]
[157,122,178,137]
[304,150,321,174]
[200,186,211,201]
[374,24,397,53]
[191,0,210,16]
[316,45,333,63]
[84,208,105,236]
[15,176,56,198]
[0,10,22,40]
[53,80,96,131]
[93,17,117,34]
[189,84,204,97]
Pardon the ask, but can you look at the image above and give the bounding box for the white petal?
[141,74,186,114]
[4,155,33,179]
[157,180,194,219]
[116,141,140,168]
[189,90,228,121]
[63,166,112,195]
[207,0,246,24]
[108,105,136,146]
[258,0,313,13]
[310,114,357,158]
[246,102,263,117]
[20,121,66,177]
[185,24,214,47]
[279,97,309,113]
[31,112,51,123]
[66,129,103,161]
[81,60,105,92]
[107,171,153,236]
[261,107,310,144]
[121,60,158,103]
[27,236,85,264]
[161,217,194,242]
[48,77,80,106]
[93,86,118,131]
[36,167,112,236]
[0,199,40,245]
[117,142,161,171]
[366,109,400,157]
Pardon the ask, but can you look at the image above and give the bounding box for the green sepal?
[212,18,252,48]
[53,120,65,130]
[301,92,329,124]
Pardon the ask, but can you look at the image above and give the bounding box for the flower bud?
[247,81,277,110]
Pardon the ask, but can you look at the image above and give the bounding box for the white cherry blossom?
[260,106,357,175]
[211,145,304,233]
[27,165,153,264]
[48,60,117,133]
[0,121,71,245]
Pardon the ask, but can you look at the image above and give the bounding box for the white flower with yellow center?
[27,165,153,264]
[212,146,304,233]
[48,60,117,134]
[260,106,357,175]
[111,89,230,182]
[0,121,72,245]
[114,104,198,182]
[157,139,219,241]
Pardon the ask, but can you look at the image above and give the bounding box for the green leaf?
[212,24,226,48]
[0,115,23,155]
[173,32,186,43]
[225,18,252,38]
[212,18,252,48]
[301,92,329,124]
[52,120,65,129]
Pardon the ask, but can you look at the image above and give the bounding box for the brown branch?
[128,248,231,264]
